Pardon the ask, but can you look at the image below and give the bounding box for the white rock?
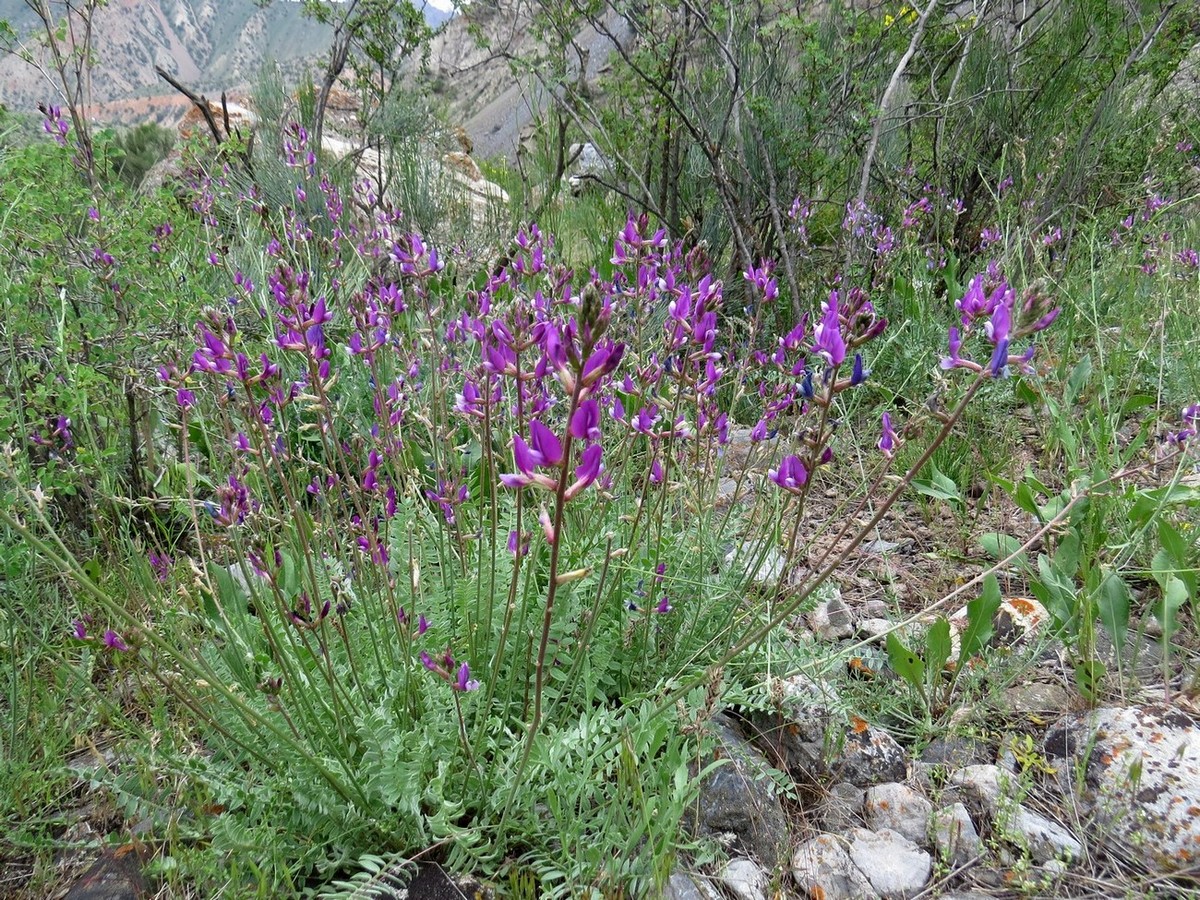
[717,858,768,900]
[808,590,853,640]
[864,783,933,847]
[932,803,980,867]
[1006,804,1081,863]
[791,833,880,899]
[858,618,893,642]
[846,828,932,899]
[947,764,1008,814]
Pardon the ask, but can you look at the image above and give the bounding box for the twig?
[154,65,223,147]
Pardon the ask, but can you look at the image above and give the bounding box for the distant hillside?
[0,0,454,125]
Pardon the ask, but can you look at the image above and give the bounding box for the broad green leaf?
[1036,553,1076,628]
[925,618,953,678]
[1153,575,1188,641]
[959,574,1002,662]
[1120,393,1157,414]
[1157,521,1197,595]
[1131,485,1200,528]
[1052,530,1081,578]
[980,532,1027,568]
[886,631,925,692]
[1015,480,1042,520]
[1095,569,1131,656]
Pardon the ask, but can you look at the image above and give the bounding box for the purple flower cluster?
[941,270,1059,378]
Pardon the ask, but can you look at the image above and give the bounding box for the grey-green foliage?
[109,122,176,189]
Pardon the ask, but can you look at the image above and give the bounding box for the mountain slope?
[0,1,451,124]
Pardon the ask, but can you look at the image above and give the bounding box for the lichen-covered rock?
[864,783,933,847]
[808,591,853,640]
[1004,804,1082,863]
[1044,704,1200,872]
[749,675,905,788]
[821,782,865,832]
[687,714,790,869]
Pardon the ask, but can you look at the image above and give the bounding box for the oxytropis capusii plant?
[3,190,1064,891]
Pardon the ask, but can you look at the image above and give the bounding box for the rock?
[1003,682,1072,716]
[664,872,721,900]
[864,783,933,847]
[857,618,893,642]
[821,782,865,832]
[920,736,991,768]
[860,599,890,619]
[846,828,932,899]
[791,834,879,900]
[725,543,787,588]
[63,848,144,900]
[808,591,853,640]
[1093,629,1165,683]
[564,141,613,194]
[717,858,768,900]
[1004,804,1082,863]
[1044,704,1200,872]
[932,802,981,868]
[688,715,790,868]
[752,678,906,788]
[831,720,908,788]
[946,764,1008,815]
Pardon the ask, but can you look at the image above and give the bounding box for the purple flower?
[940,327,964,370]
[564,443,603,500]
[878,412,897,458]
[176,388,196,409]
[454,662,480,692]
[149,550,172,583]
[102,629,130,652]
[655,595,673,614]
[850,353,868,386]
[420,651,436,671]
[649,458,664,484]
[812,293,846,366]
[570,399,602,441]
[768,454,808,494]
[417,614,429,636]
[529,420,563,467]
[71,619,88,641]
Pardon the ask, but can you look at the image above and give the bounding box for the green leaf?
[1036,553,1077,629]
[1121,394,1157,415]
[1095,569,1131,656]
[958,574,1002,662]
[1156,521,1196,595]
[979,532,1027,568]
[886,631,925,692]
[1015,480,1042,520]
[925,618,953,678]
[1153,575,1188,641]
[1065,354,1092,405]
[1073,657,1106,700]
[1052,530,1081,578]
[913,465,961,502]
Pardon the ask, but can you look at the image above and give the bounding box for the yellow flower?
[884,5,918,27]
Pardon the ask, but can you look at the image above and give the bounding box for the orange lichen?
[851,716,869,734]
